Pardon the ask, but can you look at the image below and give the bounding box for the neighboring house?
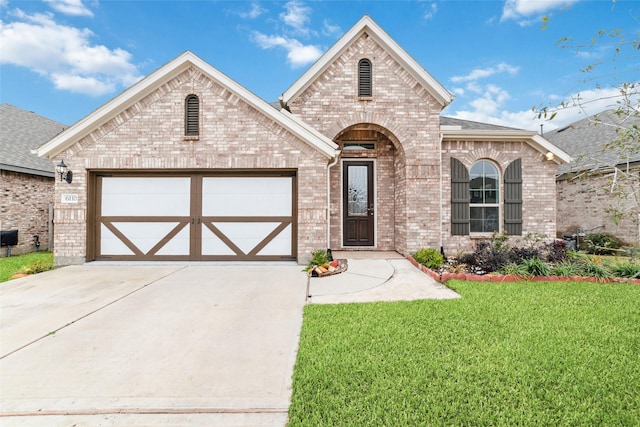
[1,104,66,255]
[545,109,640,245]
[37,16,570,266]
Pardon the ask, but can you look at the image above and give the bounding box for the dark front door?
[343,161,374,246]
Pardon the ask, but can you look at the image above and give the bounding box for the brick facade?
[53,67,329,265]
[441,140,558,253]
[1,170,53,255]
[289,33,443,255]
[557,173,639,245]
[45,20,564,265]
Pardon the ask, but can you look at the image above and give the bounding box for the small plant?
[551,261,583,277]
[499,262,531,279]
[608,261,640,278]
[305,249,330,272]
[584,232,622,255]
[580,260,612,279]
[19,259,54,275]
[521,257,552,276]
[413,248,444,269]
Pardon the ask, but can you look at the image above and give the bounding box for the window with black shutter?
[358,59,372,97]
[504,159,523,235]
[451,157,470,235]
[185,94,199,136]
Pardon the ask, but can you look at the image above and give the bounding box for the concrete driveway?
[1,264,306,426]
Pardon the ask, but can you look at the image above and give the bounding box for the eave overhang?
[441,129,573,165]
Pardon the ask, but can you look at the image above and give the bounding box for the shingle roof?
[544,109,640,176]
[1,104,67,177]
[440,116,521,131]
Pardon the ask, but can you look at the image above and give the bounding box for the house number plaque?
[61,194,78,204]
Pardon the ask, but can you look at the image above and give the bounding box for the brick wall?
[53,67,330,265]
[557,172,639,245]
[288,33,443,255]
[1,170,54,255]
[441,140,558,254]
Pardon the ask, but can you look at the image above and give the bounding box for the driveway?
[0,264,306,426]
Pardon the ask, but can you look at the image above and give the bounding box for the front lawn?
[289,280,640,426]
[0,251,54,283]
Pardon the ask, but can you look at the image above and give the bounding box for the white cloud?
[423,2,438,20]
[322,19,341,37]
[238,2,267,19]
[448,85,639,132]
[501,0,579,23]
[43,0,93,17]
[252,32,322,68]
[0,10,142,96]
[280,0,312,35]
[451,62,519,83]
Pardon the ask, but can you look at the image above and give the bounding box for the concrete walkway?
[0,254,458,426]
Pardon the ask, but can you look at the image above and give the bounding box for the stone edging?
[407,256,640,285]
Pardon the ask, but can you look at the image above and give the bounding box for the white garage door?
[95,173,296,261]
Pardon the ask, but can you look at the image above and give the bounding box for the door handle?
[367,205,374,216]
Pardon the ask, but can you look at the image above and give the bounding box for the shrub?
[584,232,622,255]
[608,261,640,278]
[413,248,444,269]
[543,240,569,263]
[580,260,612,279]
[521,257,552,276]
[551,261,583,277]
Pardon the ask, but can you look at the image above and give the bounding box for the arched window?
[469,160,500,233]
[185,94,199,136]
[358,59,372,97]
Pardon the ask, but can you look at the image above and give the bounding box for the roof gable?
[545,109,640,174]
[1,104,66,176]
[37,51,338,159]
[281,15,453,107]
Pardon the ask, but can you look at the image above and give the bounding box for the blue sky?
[1,0,638,131]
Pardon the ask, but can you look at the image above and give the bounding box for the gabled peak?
[281,15,453,108]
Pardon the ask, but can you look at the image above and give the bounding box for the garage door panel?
[202,177,292,216]
[100,224,136,256]
[102,177,190,217]
[257,224,292,256]
[96,174,295,261]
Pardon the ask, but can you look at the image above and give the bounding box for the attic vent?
[358,59,372,97]
[185,94,199,136]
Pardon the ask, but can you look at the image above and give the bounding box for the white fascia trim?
[442,129,573,165]
[281,15,454,107]
[38,52,196,158]
[38,51,339,160]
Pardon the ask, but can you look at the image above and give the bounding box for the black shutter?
[451,157,470,235]
[358,59,372,97]
[185,95,199,136]
[504,158,523,235]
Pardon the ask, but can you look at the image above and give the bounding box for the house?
[545,109,640,246]
[1,104,66,255]
[36,16,570,266]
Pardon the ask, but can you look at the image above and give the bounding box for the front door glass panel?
[347,166,368,216]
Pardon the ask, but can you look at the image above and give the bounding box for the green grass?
[0,251,54,283]
[289,280,640,426]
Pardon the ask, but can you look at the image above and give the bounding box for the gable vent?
[358,59,372,97]
[185,94,199,136]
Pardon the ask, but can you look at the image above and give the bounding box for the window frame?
[469,160,501,235]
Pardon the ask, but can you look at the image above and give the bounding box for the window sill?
[469,233,499,239]
[357,96,373,101]
[183,136,199,141]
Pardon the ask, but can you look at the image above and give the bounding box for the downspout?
[439,131,444,256]
[327,151,341,249]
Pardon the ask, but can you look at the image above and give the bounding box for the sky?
[1,0,638,131]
